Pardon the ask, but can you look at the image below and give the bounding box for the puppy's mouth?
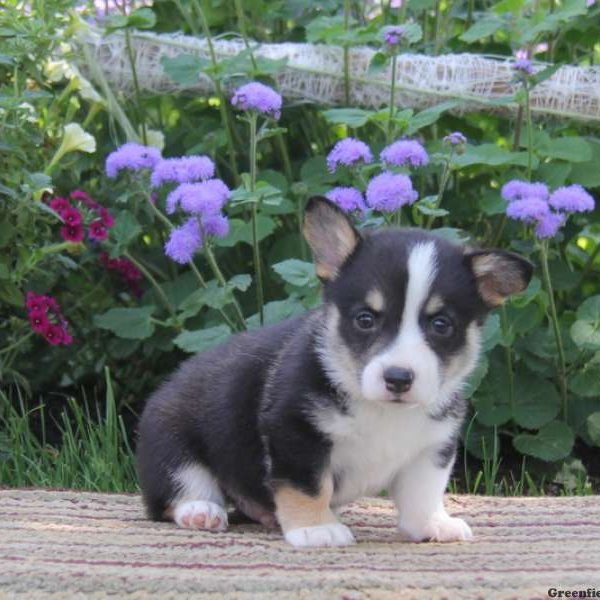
[382,388,417,405]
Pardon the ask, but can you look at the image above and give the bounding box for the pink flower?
[70,190,99,209]
[49,197,71,213]
[60,206,83,226]
[98,208,115,228]
[88,220,108,241]
[28,309,50,333]
[26,292,48,312]
[60,224,85,242]
[43,324,64,345]
[25,292,73,346]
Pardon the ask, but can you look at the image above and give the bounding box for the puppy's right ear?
[303,196,360,281]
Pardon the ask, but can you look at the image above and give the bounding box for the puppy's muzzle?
[383,367,414,394]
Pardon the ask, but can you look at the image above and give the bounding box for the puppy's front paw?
[399,513,472,543]
[285,523,356,548]
[173,500,228,531]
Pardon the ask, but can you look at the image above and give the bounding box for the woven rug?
[0,489,598,599]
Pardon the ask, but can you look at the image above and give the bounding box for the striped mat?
[0,489,598,599]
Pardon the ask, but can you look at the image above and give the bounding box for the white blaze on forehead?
[403,242,438,327]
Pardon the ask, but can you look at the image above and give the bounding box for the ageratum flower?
[164,218,203,264]
[151,156,216,188]
[380,140,429,168]
[443,132,467,146]
[105,143,162,178]
[166,179,231,216]
[231,82,282,119]
[501,180,549,202]
[505,198,550,222]
[548,184,595,213]
[383,25,405,47]
[325,187,366,213]
[203,213,230,238]
[512,58,534,75]
[327,138,373,172]
[535,213,566,239]
[366,172,418,212]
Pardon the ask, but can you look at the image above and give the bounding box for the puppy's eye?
[430,315,454,336]
[355,310,376,330]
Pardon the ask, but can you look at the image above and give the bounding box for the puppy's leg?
[165,463,228,532]
[392,451,472,543]
[274,474,355,548]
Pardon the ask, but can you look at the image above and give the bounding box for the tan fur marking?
[424,293,444,315]
[274,474,337,533]
[366,288,385,312]
[471,253,527,306]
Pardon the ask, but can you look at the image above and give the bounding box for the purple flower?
[506,198,550,222]
[366,172,418,212]
[327,138,373,172]
[535,213,566,239]
[501,180,549,202]
[548,184,595,213]
[151,156,216,188]
[383,26,405,46]
[164,218,202,263]
[105,143,162,178]
[202,213,230,238]
[325,187,366,213]
[380,140,429,168]
[166,180,231,216]
[231,82,282,119]
[512,58,534,75]
[444,132,467,146]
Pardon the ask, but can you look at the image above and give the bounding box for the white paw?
[399,513,472,543]
[285,522,356,548]
[173,500,228,532]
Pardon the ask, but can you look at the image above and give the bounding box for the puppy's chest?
[323,405,450,506]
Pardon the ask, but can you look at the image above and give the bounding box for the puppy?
[136,197,532,547]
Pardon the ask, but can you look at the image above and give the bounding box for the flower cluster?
[26,292,73,346]
[49,190,115,243]
[100,252,143,297]
[326,187,366,213]
[512,57,534,76]
[105,143,162,178]
[444,132,467,146]
[366,172,418,212]
[327,138,373,172]
[151,156,216,188]
[231,82,282,120]
[502,180,595,238]
[380,140,429,168]
[383,25,405,47]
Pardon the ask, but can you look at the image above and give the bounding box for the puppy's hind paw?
[173,500,228,532]
[399,513,473,543]
[285,522,356,548]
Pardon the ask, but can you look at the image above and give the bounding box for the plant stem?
[124,251,175,317]
[387,53,398,143]
[426,153,453,229]
[248,112,265,325]
[500,305,515,414]
[343,0,351,106]
[233,0,257,70]
[539,240,568,420]
[524,84,533,181]
[0,331,35,356]
[124,29,147,144]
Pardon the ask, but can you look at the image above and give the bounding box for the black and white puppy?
[136,197,532,547]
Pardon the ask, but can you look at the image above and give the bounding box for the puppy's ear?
[303,196,360,281]
[465,249,533,307]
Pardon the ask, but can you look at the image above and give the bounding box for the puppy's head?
[304,197,532,412]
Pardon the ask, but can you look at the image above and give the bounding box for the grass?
[0,368,137,492]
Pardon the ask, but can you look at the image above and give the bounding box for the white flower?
[60,123,96,154]
[142,128,165,150]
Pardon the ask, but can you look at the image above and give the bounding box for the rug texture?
[0,489,598,599]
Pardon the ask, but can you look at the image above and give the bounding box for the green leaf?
[543,137,592,163]
[160,54,209,86]
[0,282,23,306]
[401,22,423,44]
[368,51,390,75]
[569,140,600,188]
[173,325,231,353]
[569,365,600,398]
[452,144,536,169]
[127,7,156,29]
[570,296,600,350]
[405,100,460,135]
[305,15,346,43]
[216,216,277,247]
[586,412,600,446]
[512,373,560,429]
[94,306,155,340]
[463,355,489,399]
[111,211,141,251]
[272,259,317,287]
[179,275,251,316]
[246,297,306,329]
[513,420,575,462]
[482,313,502,351]
[460,16,504,42]
[321,108,373,128]
[464,419,499,460]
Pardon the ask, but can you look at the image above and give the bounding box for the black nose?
[383,367,414,394]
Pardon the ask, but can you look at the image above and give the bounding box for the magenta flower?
[29,309,50,333]
[202,213,230,238]
[70,190,99,209]
[26,292,49,313]
[49,197,71,213]
[327,138,373,172]
[100,252,143,297]
[548,185,595,213]
[231,82,282,119]
[366,172,418,212]
[501,180,549,202]
[166,179,231,216]
[88,219,108,241]
[98,207,115,228]
[535,213,566,239]
[444,132,467,146]
[164,218,202,263]
[43,324,65,346]
[25,292,72,345]
[151,156,216,188]
[380,140,429,168]
[383,25,405,47]
[60,224,85,242]
[506,198,550,222]
[105,143,162,178]
[326,187,366,213]
[60,206,83,226]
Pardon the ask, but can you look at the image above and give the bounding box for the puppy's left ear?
[303,196,360,280]
[465,249,533,307]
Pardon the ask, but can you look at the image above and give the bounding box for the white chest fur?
[317,402,455,507]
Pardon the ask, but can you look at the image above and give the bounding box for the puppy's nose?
[383,367,414,394]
